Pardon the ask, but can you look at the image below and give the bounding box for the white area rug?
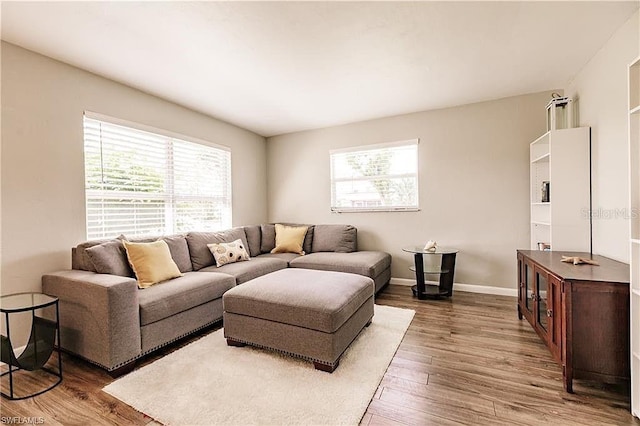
[103,304,414,426]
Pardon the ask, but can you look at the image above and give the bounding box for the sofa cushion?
[271,224,308,255]
[260,224,276,253]
[161,235,193,273]
[200,257,288,285]
[289,251,391,279]
[120,234,193,273]
[223,268,374,333]
[242,225,262,258]
[85,240,133,277]
[256,253,301,265]
[261,223,314,254]
[138,272,235,326]
[123,240,183,288]
[186,228,249,271]
[208,239,250,267]
[73,239,113,272]
[311,225,357,253]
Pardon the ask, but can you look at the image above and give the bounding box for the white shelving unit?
[530,128,591,251]
[628,55,640,420]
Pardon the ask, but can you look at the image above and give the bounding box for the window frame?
[83,111,232,239]
[329,138,420,213]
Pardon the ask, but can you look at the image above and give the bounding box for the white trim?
[332,172,417,183]
[389,277,518,297]
[331,207,420,213]
[329,138,419,155]
[83,111,231,152]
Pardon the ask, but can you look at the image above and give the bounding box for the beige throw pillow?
[207,239,250,267]
[271,224,308,255]
[123,240,183,288]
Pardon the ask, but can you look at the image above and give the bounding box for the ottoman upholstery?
[223,268,374,372]
[289,251,391,294]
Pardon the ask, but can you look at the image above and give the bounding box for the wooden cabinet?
[517,250,630,392]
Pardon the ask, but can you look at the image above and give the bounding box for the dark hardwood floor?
[1,284,638,425]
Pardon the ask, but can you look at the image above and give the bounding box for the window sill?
[331,207,420,213]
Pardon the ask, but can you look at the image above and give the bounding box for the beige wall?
[1,42,268,301]
[566,10,640,264]
[267,91,554,289]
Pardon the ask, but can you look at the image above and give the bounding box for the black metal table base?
[1,296,62,400]
[411,284,451,299]
[0,364,62,400]
[412,252,457,300]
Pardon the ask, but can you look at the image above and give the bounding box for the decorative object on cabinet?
[560,256,599,266]
[517,250,629,394]
[537,242,551,251]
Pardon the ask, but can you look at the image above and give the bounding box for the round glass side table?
[1,292,62,400]
[402,247,459,300]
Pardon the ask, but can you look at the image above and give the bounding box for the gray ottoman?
[223,268,374,372]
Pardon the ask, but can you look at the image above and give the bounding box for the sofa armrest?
[42,270,141,371]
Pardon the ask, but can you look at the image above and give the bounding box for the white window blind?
[83,114,231,239]
[330,139,419,212]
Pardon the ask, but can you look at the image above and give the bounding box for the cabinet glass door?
[525,262,534,312]
[537,270,548,332]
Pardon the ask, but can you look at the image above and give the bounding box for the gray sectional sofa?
[42,224,391,373]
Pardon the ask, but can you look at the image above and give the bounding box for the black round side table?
[402,247,459,300]
[1,292,62,400]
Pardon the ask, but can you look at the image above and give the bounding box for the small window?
[330,139,419,212]
[83,113,232,239]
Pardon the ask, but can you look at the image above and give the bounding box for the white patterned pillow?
[207,239,250,267]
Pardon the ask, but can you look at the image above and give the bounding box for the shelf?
[531,221,551,226]
[411,284,449,299]
[630,105,640,115]
[632,239,640,245]
[531,132,550,145]
[409,266,450,275]
[633,288,640,297]
[531,153,550,163]
[531,202,551,206]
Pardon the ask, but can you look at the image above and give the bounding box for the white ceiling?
[1,1,638,137]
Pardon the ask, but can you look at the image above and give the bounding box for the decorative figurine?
[423,240,437,252]
[561,256,599,266]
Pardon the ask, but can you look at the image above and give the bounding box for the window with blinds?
[83,113,231,239]
[330,139,419,212]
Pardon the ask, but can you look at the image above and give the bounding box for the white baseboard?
[389,277,517,297]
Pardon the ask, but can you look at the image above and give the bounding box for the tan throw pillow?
[207,239,250,267]
[271,224,308,255]
[122,240,183,288]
